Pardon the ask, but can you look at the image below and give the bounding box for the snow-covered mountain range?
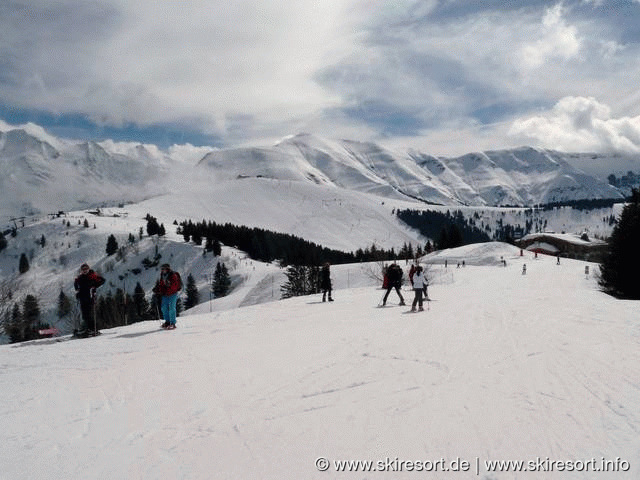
[200,133,629,207]
[0,124,173,220]
[2,123,638,224]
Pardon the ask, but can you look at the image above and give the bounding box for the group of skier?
[72,257,429,338]
[382,262,428,312]
[73,262,182,337]
[320,261,429,312]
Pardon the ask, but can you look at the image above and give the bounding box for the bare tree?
[361,260,388,286]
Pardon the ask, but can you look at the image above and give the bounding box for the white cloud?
[0,0,367,137]
[2,1,640,155]
[509,96,640,153]
[519,3,582,70]
[599,40,625,59]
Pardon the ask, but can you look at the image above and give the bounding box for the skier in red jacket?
[153,263,182,329]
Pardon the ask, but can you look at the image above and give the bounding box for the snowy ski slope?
[1,243,638,479]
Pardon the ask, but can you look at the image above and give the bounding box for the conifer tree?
[22,294,40,341]
[114,289,126,326]
[280,265,320,298]
[184,274,199,309]
[447,224,463,249]
[281,265,306,299]
[7,303,22,343]
[437,228,449,250]
[106,234,119,256]
[213,263,231,298]
[125,295,139,324]
[96,291,119,329]
[205,236,214,252]
[212,239,222,256]
[132,282,150,320]
[0,281,12,334]
[145,214,161,236]
[599,188,640,299]
[1,305,9,337]
[18,253,30,274]
[57,290,71,319]
[424,240,433,254]
[149,292,162,320]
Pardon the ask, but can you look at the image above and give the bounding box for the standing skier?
[411,265,426,312]
[320,262,333,302]
[153,263,182,329]
[74,263,105,336]
[382,263,405,306]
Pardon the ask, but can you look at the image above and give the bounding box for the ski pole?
[377,291,387,307]
[92,291,97,335]
[75,299,81,334]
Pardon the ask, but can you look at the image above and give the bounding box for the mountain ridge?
[1,125,637,221]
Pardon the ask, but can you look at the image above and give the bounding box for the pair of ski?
[405,298,432,313]
[377,299,432,309]
[403,308,426,314]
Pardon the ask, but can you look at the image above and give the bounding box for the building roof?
[520,232,606,247]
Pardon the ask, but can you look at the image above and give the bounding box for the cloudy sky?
[1,0,640,156]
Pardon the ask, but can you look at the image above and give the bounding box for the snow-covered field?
[1,243,638,479]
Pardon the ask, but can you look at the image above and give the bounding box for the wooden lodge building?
[517,232,608,262]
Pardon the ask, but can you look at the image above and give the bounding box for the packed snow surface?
[1,243,639,479]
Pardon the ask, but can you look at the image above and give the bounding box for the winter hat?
[80,263,90,270]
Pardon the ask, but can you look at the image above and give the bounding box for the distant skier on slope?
[321,262,333,302]
[74,263,105,336]
[153,263,182,329]
[382,263,405,306]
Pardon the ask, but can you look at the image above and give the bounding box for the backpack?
[174,271,183,291]
[389,264,402,283]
